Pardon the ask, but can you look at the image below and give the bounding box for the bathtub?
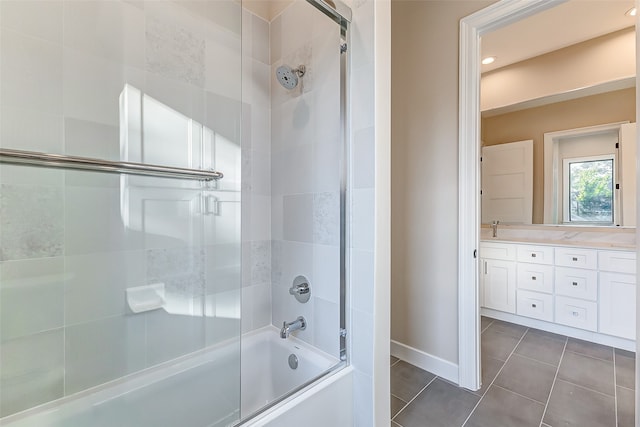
[0,327,341,427]
[240,326,341,419]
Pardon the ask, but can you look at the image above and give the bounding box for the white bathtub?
[0,327,340,427]
[240,326,340,418]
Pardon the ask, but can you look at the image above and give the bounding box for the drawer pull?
[531,276,537,281]
[531,303,537,308]
[531,253,537,258]
[572,281,578,286]
[572,311,579,316]
[572,257,578,261]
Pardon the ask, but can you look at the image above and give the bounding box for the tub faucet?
[280,316,307,339]
[491,220,500,238]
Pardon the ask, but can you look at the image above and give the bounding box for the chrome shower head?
[276,64,306,90]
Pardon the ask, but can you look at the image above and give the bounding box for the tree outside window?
[568,158,613,223]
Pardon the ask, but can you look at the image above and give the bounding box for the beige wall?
[482,27,635,111]
[391,0,493,364]
[482,88,636,224]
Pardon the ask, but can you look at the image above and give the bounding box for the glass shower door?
[0,1,242,426]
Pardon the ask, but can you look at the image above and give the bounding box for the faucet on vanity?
[280,316,307,339]
[491,220,500,238]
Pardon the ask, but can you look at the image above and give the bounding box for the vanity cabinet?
[480,242,636,343]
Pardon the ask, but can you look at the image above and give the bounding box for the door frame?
[457,0,566,390]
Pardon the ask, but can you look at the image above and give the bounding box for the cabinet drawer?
[517,245,554,265]
[480,242,516,261]
[554,267,598,301]
[517,263,554,294]
[598,251,636,274]
[554,296,597,332]
[554,247,597,270]
[517,290,553,322]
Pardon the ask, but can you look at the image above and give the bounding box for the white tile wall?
[347,0,378,424]
[0,257,65,340]
[311,244,340,304]
[0,329,64,415]
[351,188,375,250]
[0,184,64,261]
[0,107,63,152]
[0,1,63,44]
[313,297,340,357]
[65,250,146,325]
[63,1,145,69]
[350,249,374,314]
[64,315,146,394]
[145,309,205,367]
[268,0,343,363]
[283,194,314,242]
[1,28,63,115]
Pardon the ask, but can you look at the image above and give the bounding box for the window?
[562,155,615,224]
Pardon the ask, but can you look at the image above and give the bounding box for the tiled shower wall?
[0,0,242,417]
[269,1,343,358]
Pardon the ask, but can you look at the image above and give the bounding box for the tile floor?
[390,317,636,427]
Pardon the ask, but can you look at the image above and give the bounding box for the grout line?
[616,384,635,392]
[480,318,494,334]
[539,337,568,427]
[564,348,616,364]
[492,383,547,406]
[390,393,407,403]
[390,358,401,368]
[555,377,618,399]
[391,375,438,421]
[613,350,618,427]
[461,327,529,427]
[510,352,560,369]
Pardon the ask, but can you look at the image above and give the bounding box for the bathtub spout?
[280,316,307,339]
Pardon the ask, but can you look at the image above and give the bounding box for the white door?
[482,259,516,313]
[481,140,533,224]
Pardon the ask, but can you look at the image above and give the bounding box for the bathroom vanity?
[480,233,636,350]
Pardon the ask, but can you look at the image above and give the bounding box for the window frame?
[562,153,617,225]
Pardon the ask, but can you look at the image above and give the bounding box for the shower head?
[276,64,306,90]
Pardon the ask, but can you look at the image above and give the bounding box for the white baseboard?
[390,340,459,384]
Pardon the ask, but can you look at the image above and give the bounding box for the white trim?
[543,122,627,224]
[481,309,635,352]
[390,340,459,385]
[373,0,391,425]
[458,0,564,392]
[562,154,617,224]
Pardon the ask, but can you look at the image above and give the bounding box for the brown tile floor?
[391,317,636,427]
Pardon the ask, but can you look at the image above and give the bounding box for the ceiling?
[481,0,636,73]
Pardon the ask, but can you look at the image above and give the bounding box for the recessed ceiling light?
[625,7,636,16]
[482,56,496,65]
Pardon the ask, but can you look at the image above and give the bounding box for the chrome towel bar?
[0,148,223,181]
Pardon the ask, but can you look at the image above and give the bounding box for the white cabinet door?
[599,272,636,340]
[482,259,516,313]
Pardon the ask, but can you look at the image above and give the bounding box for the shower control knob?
[289,275,311,303]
